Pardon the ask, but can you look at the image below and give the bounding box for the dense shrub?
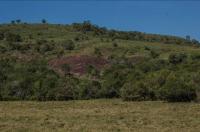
[6,42,22,50]
[120,83,140,101]
[101,65,128,98]
[78,80,102,99]
[18,43,31,51]
[86,65,100,77]
[34,40,54,53]
[150,50,159,58]
[120,70,198,102]
[191,53,200,60]
[161,73,197,102]
[120,82,155,101]
[0,59,62,101]
[0,45,7,53]
[169,53,187,64]
[144,46,150,51]
[61,63,71,76]
[0,54,199,102]
[55,77,79,100]
[5,32,22,42]
[62,40,75,50]
[0,23,199,102]
[0,32,4,40]
[94,47,102,57]
[74,34,89,41]
[112,42,118,47]
[36,39,48,45]
[137,59,168,73]
[39,43,54,53]
[33,73,61,101]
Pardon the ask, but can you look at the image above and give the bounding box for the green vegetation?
[0,21,200,102]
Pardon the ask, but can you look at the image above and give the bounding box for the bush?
[144,46,150,51]
[112,42,118,47]
[94,47,102,57]
[150,50,159,58]
[0,59,64,101]
[18,43,31,51]
[36,39,48,45]
[120,82,155,101]
[74,34,89,41]
[191,53,200,60]
[5,32,22,42]
[62,40,75,50]
[55,77,79,100]
[78,80,102,99]
[39,43,54,53]
[3,77,34,100]
[169,53,187,64]
[0,45,7,53]
[86,65,99,77]
[35,40,54,53]
[101,66,129,98]
[61,63,71,77]
[0,32,4,40]
[34,73,60,101]
[161,73,197,102]
[7,42,21,50]
[137,59,168,73]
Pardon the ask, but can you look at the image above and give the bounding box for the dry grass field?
[0,99,200,132]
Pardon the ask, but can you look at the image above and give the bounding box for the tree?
[41,19,47,24]
[186,35,190,41]
[11,20,15,24]
[191,39,199,45]
[16,19,21,24]
[82,20,92,32]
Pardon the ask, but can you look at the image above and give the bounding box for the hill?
[0,21,200,102]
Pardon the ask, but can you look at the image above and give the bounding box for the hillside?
[0,22,200,102]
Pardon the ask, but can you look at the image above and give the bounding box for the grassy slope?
[1,24,200,60]
[0,100,200,132]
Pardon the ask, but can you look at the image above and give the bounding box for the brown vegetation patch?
[49,55,109,76]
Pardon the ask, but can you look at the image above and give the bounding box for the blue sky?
[0,1,200,40]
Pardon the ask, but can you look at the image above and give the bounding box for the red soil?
[49,55,109,76]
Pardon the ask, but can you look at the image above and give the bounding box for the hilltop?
[0,21,200,102]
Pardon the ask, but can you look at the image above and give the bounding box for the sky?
[0,0,200,40]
